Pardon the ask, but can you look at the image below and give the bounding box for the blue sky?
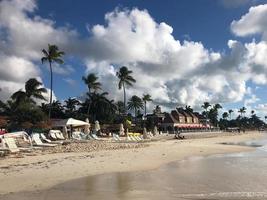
[1,0,267,118]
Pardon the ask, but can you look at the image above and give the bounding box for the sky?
[1,0,267,118]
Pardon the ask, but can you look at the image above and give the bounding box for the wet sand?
[0,131,264,199]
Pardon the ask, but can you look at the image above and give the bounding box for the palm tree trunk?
[144,101,147,116]
[48,62,53,119]
[87,88,91,116]
[123,82,126,115]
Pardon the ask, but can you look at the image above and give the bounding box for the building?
[146,105,210,133]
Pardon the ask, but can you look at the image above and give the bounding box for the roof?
[52,118,90,127]
[177,108,191,117]
[163,113,179,123]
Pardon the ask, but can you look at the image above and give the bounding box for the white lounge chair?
[3,137,31,153]
[32,134,57,147]
[55,132,65,140]
[72,131,82,140]
[49,131,58,140]
[40,133,63,144]
[91,134,100,140]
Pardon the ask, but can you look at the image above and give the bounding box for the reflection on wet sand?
[2,139,267,200]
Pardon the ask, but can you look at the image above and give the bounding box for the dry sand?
[0,131,264,195]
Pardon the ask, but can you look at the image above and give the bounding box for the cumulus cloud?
[0,0,75,102]
[1,0,267,115]
[231,4,267,38]
[81,8,255,110]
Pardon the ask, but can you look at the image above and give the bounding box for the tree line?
[0,44,153,130]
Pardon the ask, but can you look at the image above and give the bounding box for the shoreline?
[0,131,264,195]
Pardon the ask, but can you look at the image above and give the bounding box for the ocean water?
[2,135,267,200]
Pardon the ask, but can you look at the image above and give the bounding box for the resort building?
[146,106,209,133]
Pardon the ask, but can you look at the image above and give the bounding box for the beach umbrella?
[84,118,90,134]
[63,126,68,138]
[94,120,101,133]
[153,126,158,136]
[119,123,125,136]
[143,127,148,139]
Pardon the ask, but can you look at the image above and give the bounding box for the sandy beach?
[0,131,264,196]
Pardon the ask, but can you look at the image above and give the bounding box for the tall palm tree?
[11,78,47,105]
[116,66,136,115]
[82,73,102,115]
[228,109,234,120]
[238,107,246,118]
[142,94,152,116]
[41,44,65,119]
[128,95,144,117]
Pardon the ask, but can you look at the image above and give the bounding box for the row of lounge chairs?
[72,131,100,141]
[112,133,145,142]
[0,130,155,155]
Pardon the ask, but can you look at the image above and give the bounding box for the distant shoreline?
[0,131,264,196]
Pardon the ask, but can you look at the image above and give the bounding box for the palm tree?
[116,66,136,115]
[64,98,80,117]
[116,101,125,115]
[89,92,115,122]
[238,107,246,118]
[185,105,193,113]
[11,78,47,105]
[142,94,152,116]
[213,103,222,111]
[228,109,233,120]
[222,112,229,119]
[41,44,65,119]
[128,95,144,117]
[82,73,101,115]
[201,102,211,113]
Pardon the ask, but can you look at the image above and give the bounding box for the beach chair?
[135,135,143,141]
[55,131,65,140]
[132,135,138,141]
[91,134,100,140]
[3,137,31,153]
[40,133,52,143]
[40,133,63,144]
[32,134,57,147]
[72,131,82,140]
[112,134,122,142]
[49,131,58,140]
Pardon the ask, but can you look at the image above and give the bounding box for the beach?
[0,131,264,199]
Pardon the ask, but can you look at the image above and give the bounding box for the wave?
[174,191,267,199]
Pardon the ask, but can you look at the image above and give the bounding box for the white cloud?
[0,0,76,102]
[1,0,267,115]
[231,4,267,37]
[82,8,255,110]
